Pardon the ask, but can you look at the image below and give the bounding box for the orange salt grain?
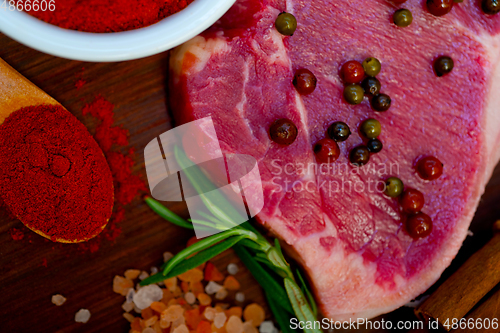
[144,315,158,327]
[165,277,178,292]
[142,307,154,320]
[151,301,168,314]
[190,281,204,295]
[153,320,163,333]
[204,262,224,282]
[243,304,265,327]
[173,286,183,297]
[203,307,216,321]
[225,307,242,319]
[123,312,135,323]
[131,317,142,331]
[197,293,212,306]
[162,288,174,304]
[196,320,211,333]
[167,298,178,306]
[185,308,202,330]
[181,281,190,293]
[178,268,204,283]
[124,269,141,280]
[113,275,134,296]
[177,297,188,306]
[223,276,240,291]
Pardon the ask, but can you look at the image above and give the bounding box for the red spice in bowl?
[24,0,194,33]
[0,104,114,242]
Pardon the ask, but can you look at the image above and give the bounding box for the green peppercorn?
[361,77,381,96]
[393,9,413,27]
[384,177,404,197]
[275,12,297,36]
[371,93,391,112]
[362,57,381,77]
[349,146,371,166]
[360,119,381,139]
[482,0,500,14]
[327,121,351,142]
[434,56,454,76]
[343,84,364,105]
[367,138,383,153]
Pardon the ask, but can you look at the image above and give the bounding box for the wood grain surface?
[0,33,499,333]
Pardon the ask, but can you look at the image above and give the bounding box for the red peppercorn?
[400,189,425,214]
[406,212,433,239]
[314,138,340,163]
[416,156,443,180]
[427,0,454,16]
[293,69,317,95]
[340,61,365,84]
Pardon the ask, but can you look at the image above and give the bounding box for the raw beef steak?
[169,0,500,320]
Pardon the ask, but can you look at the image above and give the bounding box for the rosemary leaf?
[233,244,294,314]
[145,196,194,229]
[284,278,321,333]
[265,290,296,333]
[296,269,318,318]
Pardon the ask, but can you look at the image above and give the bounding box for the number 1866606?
[1,0,55,11]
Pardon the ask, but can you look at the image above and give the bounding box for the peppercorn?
[393,9,413,27]
[293,69,317,95]
[371,93,391,112]
[314,138,340,163]
[367,138,383,153]
[269,118,298,145]
[360,118,381,139]
[434,56,454,77]
[362,58,381,77]
[327,121,351,142]
[384,177,404,197]
[400,189,425,214]
[361,77,381,96]
[275,12,297,36]
[406,212,433,239]
[416,156,443,180]
[427,0,454,16]
[341,61,365,84]
[349,146,370,166]
[482,0,500,14]
[344,84,364,105]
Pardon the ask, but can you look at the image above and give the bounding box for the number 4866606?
[1,0,56,11]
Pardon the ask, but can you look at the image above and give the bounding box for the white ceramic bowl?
[0,0,236,62]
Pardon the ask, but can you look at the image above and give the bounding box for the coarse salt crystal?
[122,301,134,312]
[143,328,156,333]
[133,284,163,309]
[122,312,135,322]
[126,288,135,303]
[134,304,142,314]
[215,287,228,300]
[139,271,150,280]
[184,292,196,304]
[151,266,159,275]
[214,312,227,328]
[51,294,66,306]
[173,324,189,333]
[226,315,244,333]
[205,281,222,295]
[259,321,275,333]
[227,263,239,275]
[235,292,245,302]
[75,309,91,323]
[163,252,174,262]
[203,307,216,321]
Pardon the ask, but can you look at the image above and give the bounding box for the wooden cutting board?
[0,33,499,333]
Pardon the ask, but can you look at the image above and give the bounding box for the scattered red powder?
[77,94,146,252]
[9,228,24,241]
[75,79,86,90]
[41,258,48,267]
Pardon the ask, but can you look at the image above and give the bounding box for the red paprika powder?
[25,0,194,33]
[0,104,114,242]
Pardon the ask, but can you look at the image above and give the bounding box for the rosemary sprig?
[141,147,321,333]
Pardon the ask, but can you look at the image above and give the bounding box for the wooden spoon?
[0,58,113,243]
